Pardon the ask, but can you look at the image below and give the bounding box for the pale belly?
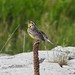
[27,28,43,40]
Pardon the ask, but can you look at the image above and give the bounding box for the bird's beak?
[28,23,31,28]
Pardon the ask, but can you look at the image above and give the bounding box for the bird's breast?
[27,28,36,39]
[29,33,35,39]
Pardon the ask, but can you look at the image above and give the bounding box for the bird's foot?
[34,40,40,45]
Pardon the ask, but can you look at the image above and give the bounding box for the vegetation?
[0,0,75,54]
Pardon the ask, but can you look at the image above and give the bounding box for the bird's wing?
[39,30,48,39]
[36,29,45,41]
[39,30,53,44]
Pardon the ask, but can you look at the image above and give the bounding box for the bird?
[27,21,53,44]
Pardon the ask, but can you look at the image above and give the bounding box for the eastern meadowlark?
[27,21,53,44]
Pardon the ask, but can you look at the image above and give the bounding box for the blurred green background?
[0,0,75,54]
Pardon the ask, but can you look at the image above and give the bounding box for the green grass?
[0,0,75,54]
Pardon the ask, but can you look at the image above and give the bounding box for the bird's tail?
[46,39,53,44]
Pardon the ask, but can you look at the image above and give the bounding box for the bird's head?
[27,21,36,29]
